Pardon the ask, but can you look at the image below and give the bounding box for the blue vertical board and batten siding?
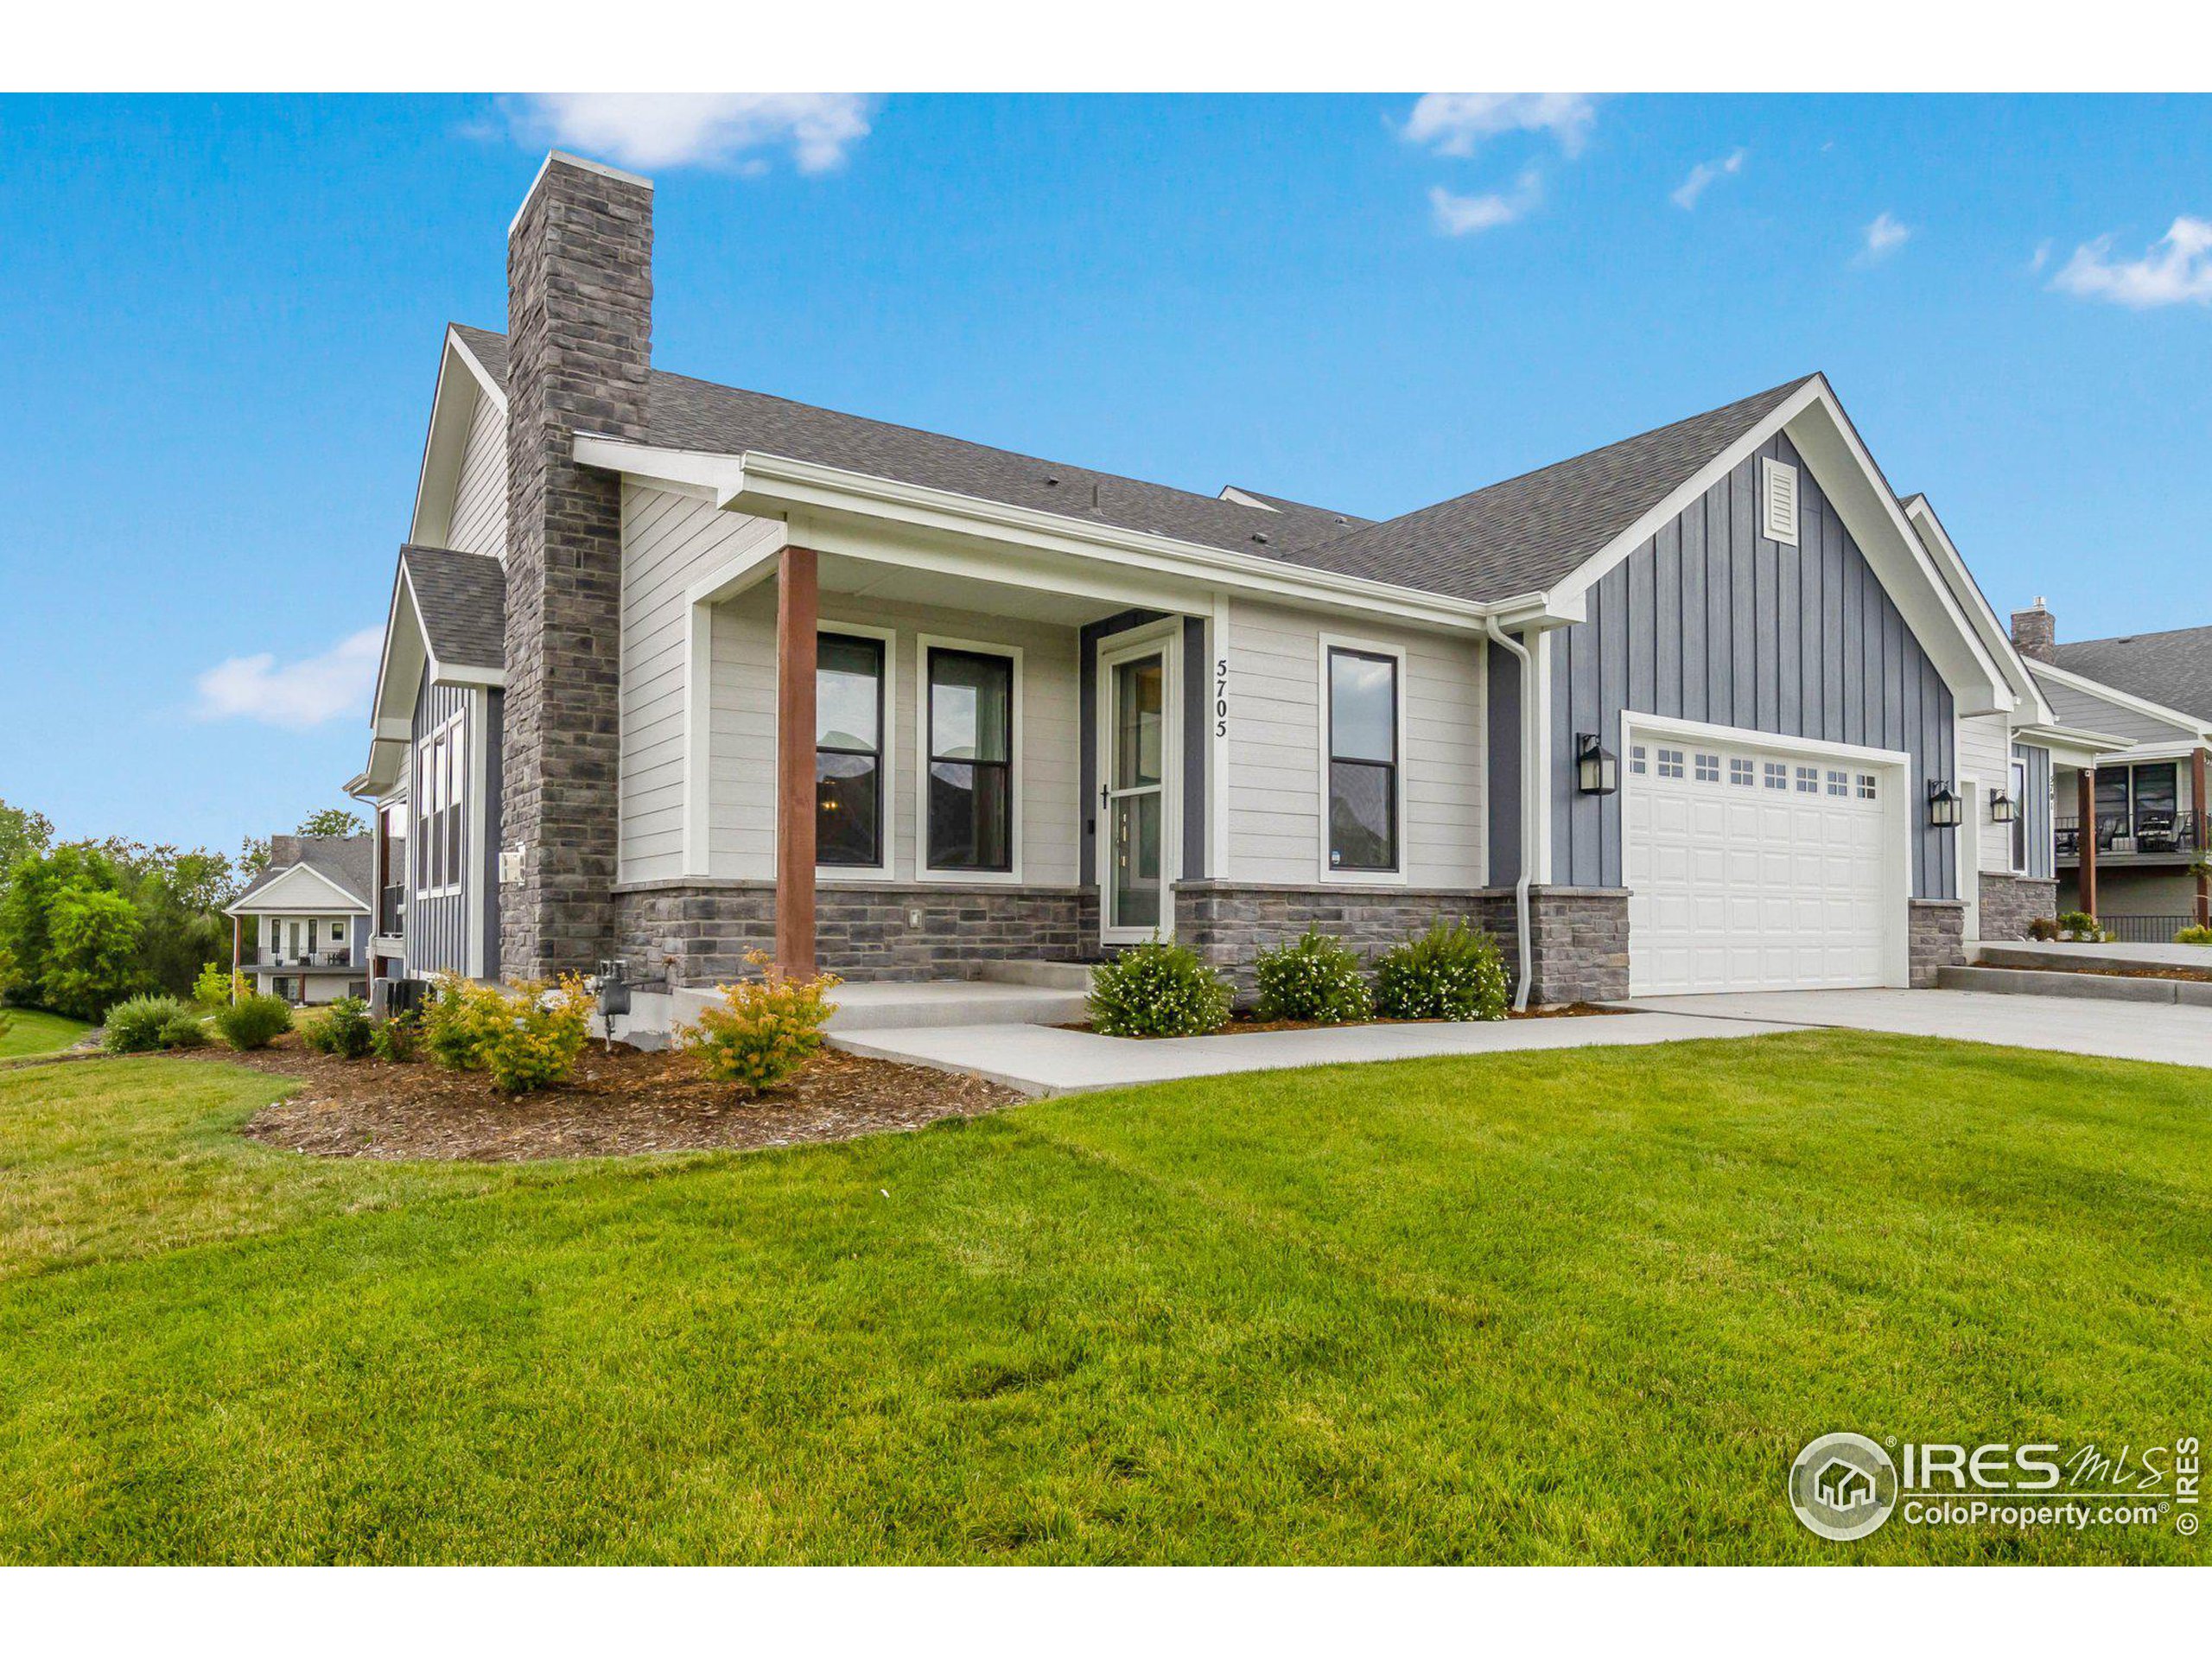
[2013,742,2055,880]
[1546,434,1958,899]
[407,674,474,977]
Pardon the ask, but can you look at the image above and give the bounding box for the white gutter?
[1483,616,1536,1014]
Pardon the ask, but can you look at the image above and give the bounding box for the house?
[345,149,2111,1027]
[2009,604,2212,941]
[223,835,374,1004]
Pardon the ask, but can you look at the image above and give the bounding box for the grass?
[0,1008,91,1061]
[0,1033,2206,1564]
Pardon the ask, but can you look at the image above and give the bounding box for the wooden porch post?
[774,545,819,979]
[231,914,241,1002]
[2077,765,2098,920]
[2195,747,2209,928]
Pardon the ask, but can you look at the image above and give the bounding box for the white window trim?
[415,708,467,900]
[1761,455,1801,548]
[1096,618,1185,944]
[2009,754,2031,875]
[913,633,1026,886]
[815,619,899,882]
[1315,632,1410,886]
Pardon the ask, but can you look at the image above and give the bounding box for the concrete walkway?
[830,1008,1808,1096]
[1619,988,2212,1070]
[1975,939,2212,973]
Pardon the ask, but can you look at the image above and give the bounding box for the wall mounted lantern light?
[1575,733,1619,796]
[1928,780,1963,829]
[1990,790,2018,824]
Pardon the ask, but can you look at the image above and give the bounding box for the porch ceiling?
[817,548,1164,627]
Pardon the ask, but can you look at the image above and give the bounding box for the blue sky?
[3,92,2208,853]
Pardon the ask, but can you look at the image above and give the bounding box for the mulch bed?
[178,1033,1019,1163]
[1063,1003,1624,1038]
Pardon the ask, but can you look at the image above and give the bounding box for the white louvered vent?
[1762,458,1800,546]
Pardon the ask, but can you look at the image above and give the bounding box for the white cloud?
[194,628,383,730]
[504,93,874,175]
[1671,148,1747,210]
[1403,93,1597,159]
[2050,216,2212,308]
[1430,171,1542,237]
[1858,211,1911,264]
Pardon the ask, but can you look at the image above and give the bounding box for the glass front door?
[1101,645,1173,941]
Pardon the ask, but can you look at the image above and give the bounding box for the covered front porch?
[2054,747,2211,935]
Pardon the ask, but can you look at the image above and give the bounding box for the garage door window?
[1764,762,1788,790]
[1695,753,1721,784]
[1730,758,1755,787]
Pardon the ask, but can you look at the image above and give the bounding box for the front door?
[1098,636,1179,944]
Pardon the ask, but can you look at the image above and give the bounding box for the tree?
[40,886,143,1021]
[296,807,367,838]
[0,799,54,874]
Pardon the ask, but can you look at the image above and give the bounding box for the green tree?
[0,799,54,874]
[40,886,144,1020]
[296,807,367,838]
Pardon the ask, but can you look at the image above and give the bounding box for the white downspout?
[1483,617,1537,1014]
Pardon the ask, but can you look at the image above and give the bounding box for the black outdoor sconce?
[1990,790,2018,824]
[1928,780,1963,829]
[1575,733,1619,796]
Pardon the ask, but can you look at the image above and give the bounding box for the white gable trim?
[225,861,371,917]
[1898,494,2054,724]
[1542,378,2015,718]
[409,327,509,549]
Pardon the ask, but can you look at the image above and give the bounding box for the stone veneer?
[1174,880,1630,1007]
[1908,899,1968,988]
[1976,873,2059,944]
[614,880,1084,986]
[501,155,654,980]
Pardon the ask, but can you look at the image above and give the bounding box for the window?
[926,648,1014,872]
[1657,747,1686,779]
[816,633,886,868]
[1857,773,1878,800]
[2012,757,2030,873]
[415,715,465,894]
[1730,757,1756,787]
[1326,646,1399,872]
[1796,766,1820,794]
[1762,457,1800,547]
[1827,770,1850,798]
[1694,753,1721,784]
[1630,746,1648,776]
[1764,762,1788,791]
[329,921,346,943]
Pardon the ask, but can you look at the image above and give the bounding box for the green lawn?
[1,1034,2207,1564]
[0,1008,91,1061]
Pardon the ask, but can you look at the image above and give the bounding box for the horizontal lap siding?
[1550,433,1958,899]
[2037,675,2198,747]
[447,395,507,558]
[1224,599,1484,888]
[1956,712,2015,874]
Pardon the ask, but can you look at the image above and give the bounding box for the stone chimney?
[2011,597,2056,664]
[268,834,303,869]
[501,152,654,978]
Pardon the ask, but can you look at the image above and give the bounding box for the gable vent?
[1762,457,1800,547]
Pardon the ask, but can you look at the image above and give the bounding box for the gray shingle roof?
[448,322,1811,607]
[401,543,505,671]
[2052,625,2212,725]
[232,836,374,910]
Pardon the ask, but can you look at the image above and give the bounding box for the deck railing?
[2055,810,2202,859]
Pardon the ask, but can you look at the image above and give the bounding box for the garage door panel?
[1628,727,1899,996]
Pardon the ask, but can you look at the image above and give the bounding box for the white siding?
[1221,598,1486,887]
[446,393,507,558]
[2037,673,2196,747]
[1955,711,2015,873]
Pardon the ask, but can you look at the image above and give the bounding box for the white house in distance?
[223,836,373,1004]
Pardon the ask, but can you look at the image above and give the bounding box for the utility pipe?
[1482,617,1537,1014]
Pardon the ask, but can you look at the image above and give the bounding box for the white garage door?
[1624,732,1902,995]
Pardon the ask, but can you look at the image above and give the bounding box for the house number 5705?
[1215,658,1230,738]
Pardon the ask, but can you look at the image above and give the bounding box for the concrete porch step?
[976,960,1097,992]
[667,979,1090,1035]
[1936,964,2212,1007]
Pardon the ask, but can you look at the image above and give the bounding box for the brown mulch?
[178,1033,1019,1163]
[1062,1002,1624,1038]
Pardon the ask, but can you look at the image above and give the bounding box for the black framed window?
[1327,645,1398,872]
[816,632,887,867]
[926,648,1014,872]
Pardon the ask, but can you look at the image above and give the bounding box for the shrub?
[677,952,842,1095]
[214,993,293,1051]
[1374,919,1512,1022]
[370,1011,419,1064]
[2176,925,2212,946]
[2056,911,2110,943]
[104,994,197,1054]
[302,996,374,1059]
[480,976,595,1093]
[1089,938,1231,1039]
[423,974,509,1070]
[192,960,248,1007]
[157,1012,209,1050]
[2026,916,2062,942]
[1253,927,1375,1024]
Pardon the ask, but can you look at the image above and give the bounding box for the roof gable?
[226,855,371,915]
[2052,625,2212,725]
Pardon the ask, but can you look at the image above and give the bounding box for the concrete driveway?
[1619,988,2212,1070]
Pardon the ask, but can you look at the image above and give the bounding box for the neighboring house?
[2009,604,2212,941]
[223,835,374,1004]
[346,150,2107,1023]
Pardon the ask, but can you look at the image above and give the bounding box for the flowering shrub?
[1373,920,1511,1022]
[1252,927,1374,1024]
[480,976,594,1093]
[104,994,198,1053]
[302,996,375,1059]
[677,952,841,1095]
[214,993,294,1051]
[423,974,510,1070]
[1089,938,1231,1039]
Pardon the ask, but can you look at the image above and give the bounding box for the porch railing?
[2101,914,2204,945]
[2055,810,2202,859]
[243,949,354,969]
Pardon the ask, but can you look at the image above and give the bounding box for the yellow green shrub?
[480,975,594,1093]
[676,952,841,1096]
